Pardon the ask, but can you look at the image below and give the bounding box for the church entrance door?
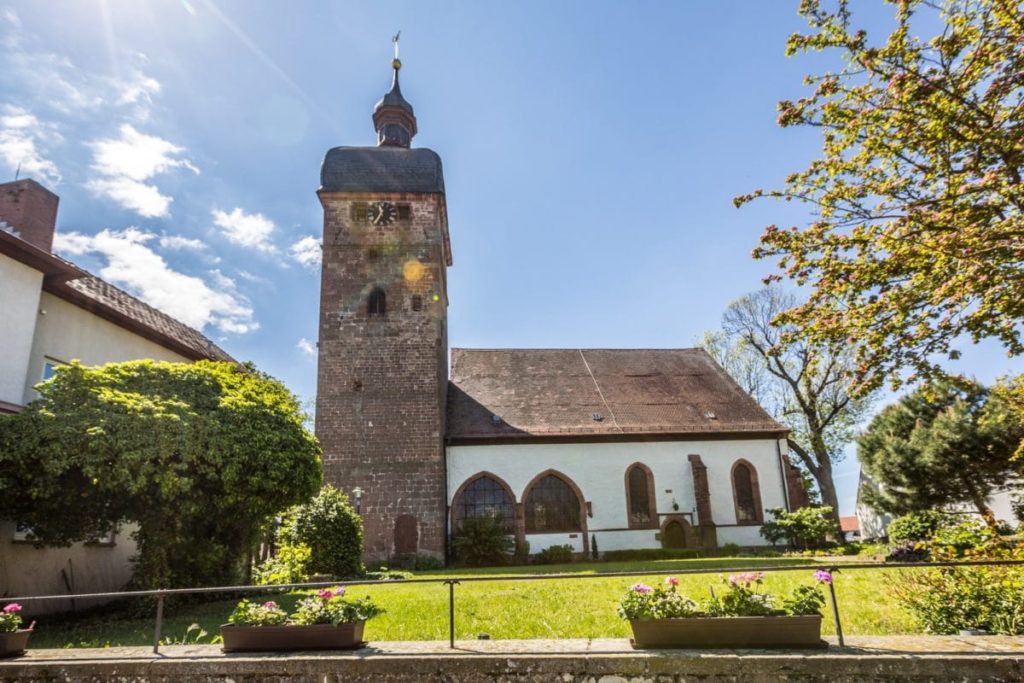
[662,520,688,549]
[394,514,418,556]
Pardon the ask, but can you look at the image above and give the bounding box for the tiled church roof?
[320,146,444,193]
[447,348,786,442]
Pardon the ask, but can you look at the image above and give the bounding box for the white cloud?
[212,207,277,253]
[53,227,257,335]
[113,67,161,109]
[159,234,207,251]
[85,124,197,217]
[0,106,61,185]
[297,338,316,356]
[289,235,321,268]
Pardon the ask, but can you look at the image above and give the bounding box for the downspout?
[775,435,792,512]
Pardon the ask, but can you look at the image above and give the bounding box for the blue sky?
[3,1,1021,516]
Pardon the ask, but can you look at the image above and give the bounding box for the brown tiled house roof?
[447,348,786,443]
[52,275,233,362]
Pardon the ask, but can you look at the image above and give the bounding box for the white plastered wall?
[0,255,43,406]
[447,438,789,552]
[22,292,189,402]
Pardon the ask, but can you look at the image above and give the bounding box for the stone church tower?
[315,56,451,562]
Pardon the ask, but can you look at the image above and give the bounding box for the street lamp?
[352,486,364,515]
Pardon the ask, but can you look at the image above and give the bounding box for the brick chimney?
[0,179,59,252]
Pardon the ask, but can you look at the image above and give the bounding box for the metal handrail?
[7,558,1024,653]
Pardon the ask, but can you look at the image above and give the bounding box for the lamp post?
[352,486,364,515]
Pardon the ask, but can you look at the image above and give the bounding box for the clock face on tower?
[367,201,397,226]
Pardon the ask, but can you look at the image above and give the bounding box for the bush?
[600,548,702,562]
[452,514,514,567]
[293,486,364,579]
[533,544,574,565]
[890,561,1024,634]
[591,534,599,560]
[931,517,1001,556]
[760,506,839,549]
[887,511,947,544]
[885,542,930,563]
[252,542,312,585]
[391,553,444,571]
[719,542,741,556]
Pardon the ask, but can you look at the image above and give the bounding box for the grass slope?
[29,557,913,648]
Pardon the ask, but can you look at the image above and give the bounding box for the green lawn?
[29,557,915,648]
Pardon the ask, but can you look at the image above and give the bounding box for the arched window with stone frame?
[450,472,515,532]
[624,463,658,529]
[523,471,584,534]
[367,287,387,316]
[731,459,764,524]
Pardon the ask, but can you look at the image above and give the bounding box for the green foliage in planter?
[228,599,289,626]
[0,604,23,633]
[783,584,827,616]
[0,360,322,589]
[253,542,312,586]
[291,588,383,625]
[293,485,364,579]
[760,506,839,549]
[452,513,514,567]
[705,573,778,617]
[887,511,948,544]
[617,580,698,620]
[534,544,574,565]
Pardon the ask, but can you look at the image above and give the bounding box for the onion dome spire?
[373,33,417,148]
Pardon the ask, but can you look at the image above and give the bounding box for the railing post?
[443,579,460,649]
[152,592,165,654]
[827,567,844,647]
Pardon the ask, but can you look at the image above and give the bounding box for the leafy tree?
[292,485,364,579]
[759,506,840,549]
[704,287,874,522]
[735,0,1024,393]
[858,377,1024,517]
[0,360,322,589]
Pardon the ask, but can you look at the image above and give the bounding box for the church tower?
[315,53,451,562]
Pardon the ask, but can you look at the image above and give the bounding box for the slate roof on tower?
[446,348,786,443]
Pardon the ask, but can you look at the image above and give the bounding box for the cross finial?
[392,31,401,60]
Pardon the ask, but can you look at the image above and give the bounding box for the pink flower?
[318,589,334,600]
[333,586,346,597]
[814,570,833,584]
[665,577,679,587]
[3,604,21,613]
[630,583,653,594]
[728,572,765,586]
[262,601,278,610]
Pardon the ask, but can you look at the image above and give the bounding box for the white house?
[445,348,808,554]
[0,178,232,612]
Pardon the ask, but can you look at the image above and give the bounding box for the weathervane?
[392,30,401,69]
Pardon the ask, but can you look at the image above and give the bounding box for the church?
[314,57,806,563]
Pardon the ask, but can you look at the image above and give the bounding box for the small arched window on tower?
[732,460,763,524]
[367,287,387,317]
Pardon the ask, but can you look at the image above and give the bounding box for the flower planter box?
[0,629,32,658]
[629,615,825,649]
[220,622,365,652]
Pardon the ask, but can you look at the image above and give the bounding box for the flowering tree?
[0,360,322,589]
[736,0,1024,393]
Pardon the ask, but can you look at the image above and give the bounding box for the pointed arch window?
[625,463,657,529]
[452,474,514,531]
[732,460,763,524]
[524,474,582,533]
[368,287,387,316]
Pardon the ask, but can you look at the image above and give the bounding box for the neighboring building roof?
[1,223,232,363]
[50,275,233,362]
[447,348,787,443]
[319,146,444,194]
[840,516,860,532]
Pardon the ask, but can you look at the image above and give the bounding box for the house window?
[12,522,33,542]
[525,474,582,533]
[367,287,386,316]
[42,357,65,381]
[626,464,657,529]
[452,474,514,530]
[732,461,763,523]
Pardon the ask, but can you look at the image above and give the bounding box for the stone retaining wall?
[2,637,1022,682]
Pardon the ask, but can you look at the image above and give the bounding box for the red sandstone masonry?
[316,192,449,562]
[0,179,59,252]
